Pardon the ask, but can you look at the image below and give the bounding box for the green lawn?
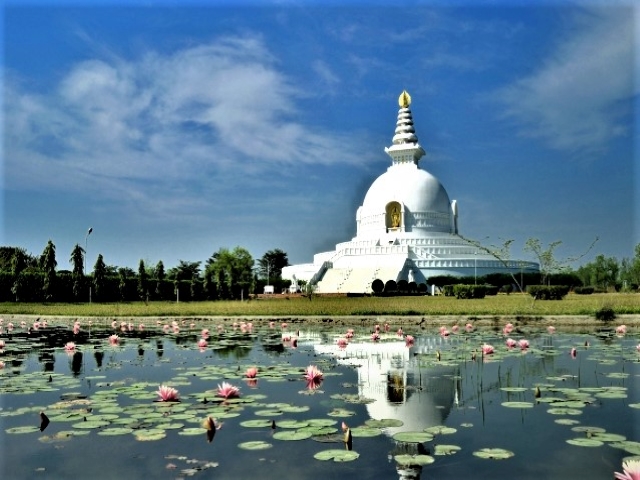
[0,293,638,317]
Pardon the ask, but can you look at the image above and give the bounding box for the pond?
[1,318,639,479]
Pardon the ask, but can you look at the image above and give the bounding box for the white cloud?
[5,34,365,221]
[496,7,636,154]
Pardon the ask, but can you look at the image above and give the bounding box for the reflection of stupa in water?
[313,333,460,436]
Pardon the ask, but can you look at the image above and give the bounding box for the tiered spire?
[384,90,425,166]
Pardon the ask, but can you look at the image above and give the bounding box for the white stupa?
[283,91,538,294]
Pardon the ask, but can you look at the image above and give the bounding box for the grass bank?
[0,293,638,318]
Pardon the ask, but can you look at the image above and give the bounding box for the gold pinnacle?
[398,90,411,108]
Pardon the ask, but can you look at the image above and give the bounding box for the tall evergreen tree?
[154,260,165,299]
[138,259,148,301]
[70,244,85,300]
[40,240,57,301]
[93,254,107,301]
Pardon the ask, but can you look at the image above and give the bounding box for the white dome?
[358,162,453,235]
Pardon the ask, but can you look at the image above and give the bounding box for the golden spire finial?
[398,90,411,108]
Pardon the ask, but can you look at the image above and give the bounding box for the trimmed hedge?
[453,284,487,299]
[527,285,570,300]
[574,286,595,295]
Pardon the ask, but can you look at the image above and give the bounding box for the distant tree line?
[0,239,638,303]
[0,242,291,303]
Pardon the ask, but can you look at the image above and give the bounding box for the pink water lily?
[547,326,556,334]
[304,365,323,382]
[616,325,627,335]
[64,342,76,352]
[518,339,530,350]
[465,323,474,332]
[482,344,494,355]
[505,338,517,349]
[615,458,640,480]
[636,344,640,353]
[336,338,348,349]
[108,334,119,346]
[157,385,180,402]
[197,338,208,349]
[405,335,415,347]
[217,381,240,399]
[245,367,258,378]
[503,323,513,335]
[571,347,577,358]
[371,332,380,342]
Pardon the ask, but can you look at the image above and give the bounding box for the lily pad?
[313,449,360,462]
[350,427,383,438]
[394,454,435,466]
[566,438,604,447]
[392,431,434,443]
[272,430,314,441]
[502,401,535,409]
[238,441,273,450]
[424,426,457,435]
[473,448,515,460]
[434,444,461,455]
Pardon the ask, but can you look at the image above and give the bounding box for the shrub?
[574,286,595,295]
[527,285,570,300]
[371,279,384,294]
[443,285,455,296]
[484,285,499,296]
[595,306,616,322]
[453,284,486,299]
[501,284,514,295]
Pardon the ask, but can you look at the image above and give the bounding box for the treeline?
[1,240,638,303]
[0,242,291,303]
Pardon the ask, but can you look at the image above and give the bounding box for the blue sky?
[2,1,638,273]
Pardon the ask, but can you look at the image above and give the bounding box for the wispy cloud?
[5,34,365,222]
[495,7,636,154]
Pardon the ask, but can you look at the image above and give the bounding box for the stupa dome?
[358,164,453,234]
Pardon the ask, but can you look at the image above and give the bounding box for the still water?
[0,319,638,479]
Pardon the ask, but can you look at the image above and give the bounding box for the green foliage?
[40,240,57,301]
[137,259,148,301]
[453,284,487,299]
[526,285,570,300]
[258,249,289,282]
[93,254,107,301]
[574,286,594,295]
[205,247,254,300]
[594,306,616,322]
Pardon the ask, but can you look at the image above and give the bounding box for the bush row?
[526,285,571,300]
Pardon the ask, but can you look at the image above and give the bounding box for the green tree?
[11,247,29,277]
[137,259,148,301]
[154,260,166,298]
[118,267,129,301]
[93,254,107,300]
[40,240,57,301]
[258,249,289,284]
[69,244,85,300]
[619,243,640,291]
[586,254,619,291]
[168,260,201,282]
[205,247,254,300]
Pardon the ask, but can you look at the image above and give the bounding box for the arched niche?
[386,202,403,231]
